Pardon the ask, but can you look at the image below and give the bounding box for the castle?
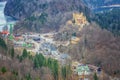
[73,12,88,26]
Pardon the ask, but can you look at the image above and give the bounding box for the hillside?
[4,0,91,32]
[0,36,72,80]
[93,9,120,35]
[2,0,120,79]
[57,22,120,78]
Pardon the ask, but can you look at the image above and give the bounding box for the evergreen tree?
[1,67,7,74]
[10,24,13,34]
[11,47,14,58]
[0,38,7,49]
[9,34,14,40]
[34,58,39,68]
[47,58,53,69]
[34,54,46,68]
[61,66,67,80]
[22,49,28,58]
[94,73,99,80]
[53,60,59,80]
[19,56,24,62]
[61,65,72,80]
[26,73,32,80]
[72,32,76,37]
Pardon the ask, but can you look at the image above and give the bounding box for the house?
[0,30,9,36]
[41,42,57,52]
[59,53,71,65]
[76,65,91,76]
[14,34,23,41]
[33,37,40,42]
[72,61,80,69]
[88,64,102,73]
[14,41,24,47]
[22,42,34,48]
[71,36,80,44]
[60,54,70,59]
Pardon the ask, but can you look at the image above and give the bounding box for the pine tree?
[94,73,99,80]
[1,67,7,74]
[53,60,59,80]
[34,58,39,68]
[61,65,72,80]
[11,47,14,58]
[0,38,7,49]
[22,49,28,58]
[26,73,32,80]
[61,66,67,80]
[10,24,13,35]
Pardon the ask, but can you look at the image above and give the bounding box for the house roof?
[33,37,40,41]
[60,54,70,59]
[0,31,9,34]
[72,61,80,67]
[41,42,57,51]
[76,65,90,72]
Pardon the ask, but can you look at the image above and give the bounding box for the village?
[5,32,103,80]
[0,12,104,80]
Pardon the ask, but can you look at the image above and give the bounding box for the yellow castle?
[73,12,87,26]
[66,12,88,26]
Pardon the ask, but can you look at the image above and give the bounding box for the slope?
[4,0,91,32]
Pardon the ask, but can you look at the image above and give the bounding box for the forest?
[93,9,120,35]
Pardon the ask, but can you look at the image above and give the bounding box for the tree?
[26,73,32,80]
[34,54,46,68]
[9,34,14,40]
[18,49,28,62]
[33,54,60,80]
[10,24,13,34]
[0,38,7,50]
[22,49,28,58]
[94,9,120,35]
[72,32,76,37]
[61,65,72,80]
[1,67,7,74]
[12,70,18,76]
[11,47,14,58]
[94,73,99,80]
[46,58,59,80]
[19,56,24,62]
[34,58,39,68]
[52,60,59,80]
[39,12,48,24]
[47,58,53,69]
[61,66,67,80]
